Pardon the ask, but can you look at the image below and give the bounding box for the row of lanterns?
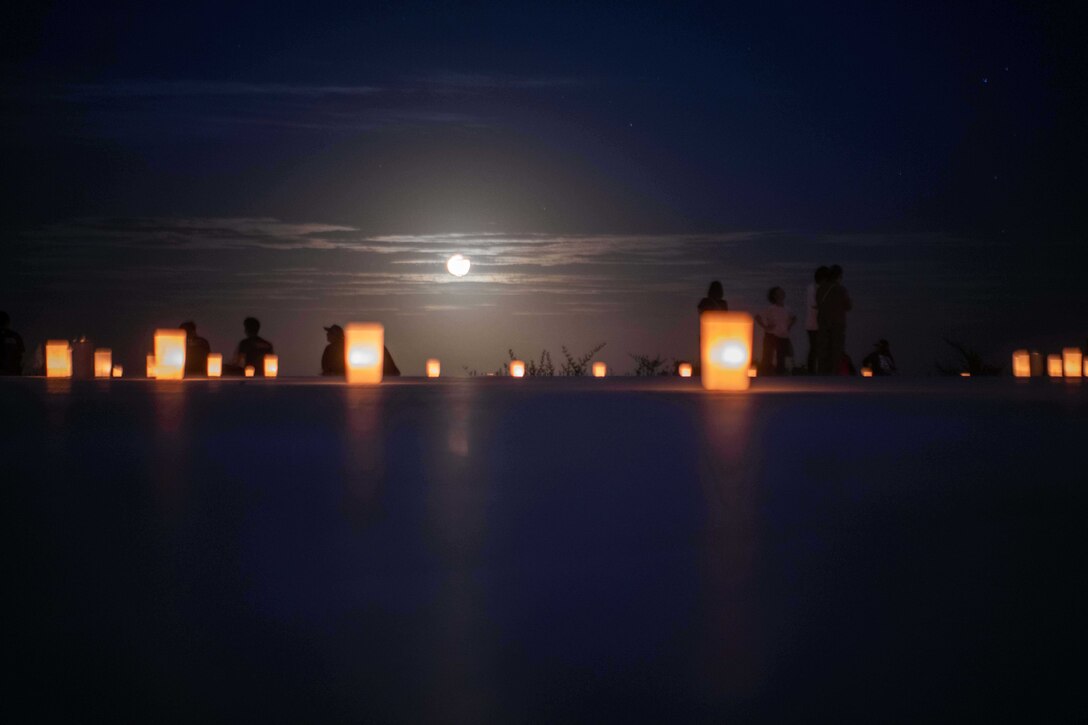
[41,315,762,391]
[1011,348,1084,379]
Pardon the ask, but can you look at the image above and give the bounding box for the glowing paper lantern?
[426,358,441,378]
[678,363,692,378]
[112,365,123,378]
[592,361,607,378]
[1062,348,1082,378]
[146,354,156,378]
[509,360,526,378]
[1011,349,1030,378]
[207,353,222,377]
[244,365,255,377]
[700,311,754,391]
[345,323,384,384]
[94,348,113,378]
[960,372,971,378]
[264,354,279,378]
[748,366,758,378]
[1047,354,1063,378]
[154,329,186,380]
[1029,351,1043,377]
[860,367,873,377]
[45,340,72,378]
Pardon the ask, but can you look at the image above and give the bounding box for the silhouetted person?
[0,311,25,375]
[234,316,274,376]
[817,265,852,375]
[321,324,345,376]
[755,287,796,375]
[697,280,728,313]
[180,321,211,376]
[806,266,830,373]
[862,339,898,376]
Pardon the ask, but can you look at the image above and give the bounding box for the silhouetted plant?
[560,343,606,376]
[507,348,555,376]
[629,353,672,376]
[935,338,1003,376]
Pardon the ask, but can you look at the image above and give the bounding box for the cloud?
[59,81,385,100]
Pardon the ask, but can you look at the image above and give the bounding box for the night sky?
[4,1,1086,375]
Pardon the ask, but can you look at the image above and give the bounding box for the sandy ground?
[2,376,1086,721]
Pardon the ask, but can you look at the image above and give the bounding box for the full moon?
[447,254,471,277]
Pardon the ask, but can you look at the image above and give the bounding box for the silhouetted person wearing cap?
[321,324,345,376]
[180,321,211,376]
[0,311,25,375]
[816,265,852,376]
[862,339,898,376]
[321,323,400,377]
[806,266,830,374]
[234,317,274,376]
[697,281,729,314]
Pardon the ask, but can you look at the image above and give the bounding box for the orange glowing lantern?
[592,361,607,378]
[207,353,222,377]
[94,348,113,378]
[678,363,693,378]
[509,360,526,378]
[748,366,758,378]
[154,329,186,380]
[112,365,123,378]
[1062,348,1082,378]
[860,367,873,377]
[1011,349,1030,378]
[1047,354,1063,378]
[345,323,384,384]
[45,340,72,378]
[146,354,156,378]
[960,371,971,378]
[426,358,441,378]
[700,311,754,391]
[264,354,279,378]
[244,365,255,377]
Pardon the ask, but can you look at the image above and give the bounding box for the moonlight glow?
[446,254,471,277]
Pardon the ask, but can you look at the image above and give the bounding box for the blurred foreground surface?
[2,377,1086,722]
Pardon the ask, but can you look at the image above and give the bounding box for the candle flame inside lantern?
[1062,348,1083,378]
[264,354,279,378]
[700,311,754,391]
[46,340,72,378]
[207,353,222,377]
[426,358,441,378]
[94,348,113,378]
[960,371,971,377]
[678,363,693,378]
[154,329,186,380]
[592,361,607,377]
[344,323,384,384]
[1011,349,1030,378]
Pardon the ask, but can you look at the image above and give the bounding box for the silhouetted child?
[321,324,345,375]
[180,321,211,376]
[231,316,274,376]
[755,287,796,375]
[817,264,852,376]
[0,310,25,375]
[862,339,897,376]
[697,281,728,313]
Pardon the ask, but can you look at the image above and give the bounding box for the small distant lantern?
[592,361,607,378]
[426,358,441,378]
[94,348,113,378]
[1011,349,1030,378]
[509,360,526,378]
[146,354,156,378]
[747,366,758,378]
[345,323,384,384]
[1047,354,1063,378]
[264,354,279,378]
[244,365,255,377]
[207,353,222,377]
[960,371,971,378]
[860,366,873,377]
[154,329,186,380]
[678,363,693,378]
[1062,348,1083,378]
[1029,351,1043,377]
[45,340,72,378]
[112,365,123,378]
[700,311,754,391]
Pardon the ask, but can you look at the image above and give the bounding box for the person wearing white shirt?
[755,286,797,375]
[806,266,829,374]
